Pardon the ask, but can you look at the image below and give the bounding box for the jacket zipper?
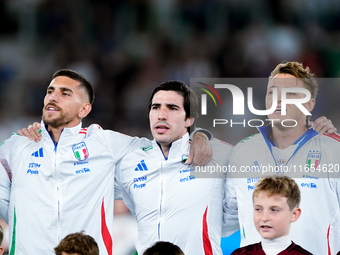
[53,143,62,243]
[158,161,164,239]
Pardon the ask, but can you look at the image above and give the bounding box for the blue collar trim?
[258,126,318,166]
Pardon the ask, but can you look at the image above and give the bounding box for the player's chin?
[268,110,284,118]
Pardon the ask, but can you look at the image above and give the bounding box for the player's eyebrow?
[59,87,74,94]
[151,103,181,109]
[47,85,74,94]
[166,103,180,109]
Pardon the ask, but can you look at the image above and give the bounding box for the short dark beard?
[42,111,72,128]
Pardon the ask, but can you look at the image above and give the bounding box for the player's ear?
[185,117,195,128]
[79,102,92,119]
[290,207,301,223]
[305,98,315,113]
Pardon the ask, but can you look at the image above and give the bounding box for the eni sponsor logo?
[301,182,317,189]
[76,168,91,174]
[180,175,196,182]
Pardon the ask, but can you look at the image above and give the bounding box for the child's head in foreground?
[252,175,301,240]
[0,224,3,255]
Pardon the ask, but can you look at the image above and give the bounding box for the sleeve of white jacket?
[209,138,239,237]
[190,127,213,140]
[0,162,10,224]
[221,151,239,237]
[0,133,24,223]
[0,135,17,224]
[328,143,340,253]
[222,176,239,237]
[114,176,123,200]
[96,128,141,164]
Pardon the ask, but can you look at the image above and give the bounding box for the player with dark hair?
[143,241,184,255]
[115,80,235,254]
[0,71,210,255]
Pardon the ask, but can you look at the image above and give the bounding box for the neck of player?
[160,144,170,158]
[47,125,69,143]
[271,121,308,150]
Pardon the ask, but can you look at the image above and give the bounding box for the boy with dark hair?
[54,231,99,255]
[0,225,4,255]
[143,241,184,255]
[231,176,312,255]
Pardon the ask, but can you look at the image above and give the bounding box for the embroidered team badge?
[305,151,321,170]
[181,154,188,164]
[72,142,89,161]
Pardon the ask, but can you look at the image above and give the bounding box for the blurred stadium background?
[0,0,340,254]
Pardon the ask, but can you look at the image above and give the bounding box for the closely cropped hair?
[148,81,198,132]
[143,241,185,255]
[53,69,95,105]
[253,175,301,210]
[269,61,318,99]
[0,224,3,246]
[54,231,99,255]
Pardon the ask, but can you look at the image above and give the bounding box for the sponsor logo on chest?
[27,163,41,175]
[246,177,260,191]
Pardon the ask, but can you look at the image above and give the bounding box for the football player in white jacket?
[227,61,340,255]
[0,70,211,255]
[115,80,236,255]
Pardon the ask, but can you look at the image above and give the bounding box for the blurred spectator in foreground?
[143,241,185,255]
[54,231,99,255]
[0,219,8,255]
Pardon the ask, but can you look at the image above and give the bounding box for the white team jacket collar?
[152,132,190,160]
[41,120,83,148]
[257,125,319,166]
[257,125,319,148]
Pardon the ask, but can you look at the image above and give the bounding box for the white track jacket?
[0,121,139,255]
[227,126,340,255]
[115,133,236,255]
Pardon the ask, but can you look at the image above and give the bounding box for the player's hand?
[17,122,42,142]
[308,116,337,135]
[186,132,212,166]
